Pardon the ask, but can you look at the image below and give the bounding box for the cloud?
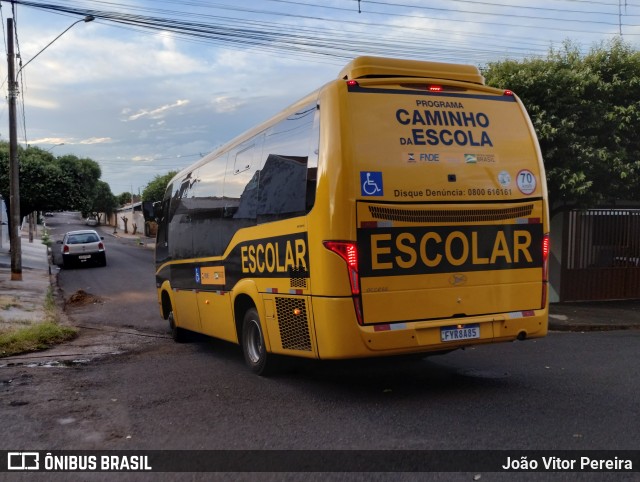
[211,96,245,113]
[124,100,190,121]
[28,136,111,146]
[29,137,67,145]
[79,137,112,145]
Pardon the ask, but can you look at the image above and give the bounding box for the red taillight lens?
[63,245,69,253]
[541,233,550,308]
[429,85,442,92]
[323,241,359,295]
[324,241,364,325]
[346,80,358,87]
[98,242,104,250]
[542,234,550,282]
[504,89,514,96]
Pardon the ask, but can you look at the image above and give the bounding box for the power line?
[3,0,639,196]
[6,0,630,70]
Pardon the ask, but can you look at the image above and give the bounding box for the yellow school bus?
[155,56,550,375]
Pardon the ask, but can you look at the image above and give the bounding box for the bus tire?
[242,308,276,376]
[168,310,188,343]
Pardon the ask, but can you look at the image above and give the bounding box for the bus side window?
[155,183,173,264]
[306,104,320,213]
[168,172,196,260]
[225,139,262,221]
[306,167,317,211]
[189,154,227,258]
[256,101,318,222]
[220,139,263,251]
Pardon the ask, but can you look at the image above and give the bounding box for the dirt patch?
[65,290,104,307]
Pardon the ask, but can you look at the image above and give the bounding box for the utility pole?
[7,17,22,281]
[4,14,94,281]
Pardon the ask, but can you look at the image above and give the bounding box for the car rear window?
[68,233,99,244]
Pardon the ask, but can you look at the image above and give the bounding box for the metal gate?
[561,209,640,301]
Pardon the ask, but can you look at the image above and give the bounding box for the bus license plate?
[441,324,480,342]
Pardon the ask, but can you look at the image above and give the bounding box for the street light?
[16,15,95,76]
[45,143,65,153]
[7,15,95,281]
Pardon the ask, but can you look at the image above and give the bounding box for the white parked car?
[85,217,98,226]
[59,230,106,268]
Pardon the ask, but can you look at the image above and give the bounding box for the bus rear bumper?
[312,297,548,359]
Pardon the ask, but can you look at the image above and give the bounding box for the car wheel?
[168,310,188,343]
[242,308,277,376]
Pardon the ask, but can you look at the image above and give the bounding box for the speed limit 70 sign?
[517,169,537,195]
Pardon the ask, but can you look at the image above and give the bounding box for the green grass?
[0,287,78,358]
[0,322,78,357]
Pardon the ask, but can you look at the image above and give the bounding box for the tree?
[115,192,141,206]
[88,181,117,223]
[57,154,103,214]
[0,142,103,218]
[483,39,640,213]
[142,171,178,203]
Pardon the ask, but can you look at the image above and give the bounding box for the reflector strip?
[516,217,542,224]
[289,289,303,295]
[508,310,535,319]
[360,220,393,228]
[374,323,407,332]
[266,288,279,294]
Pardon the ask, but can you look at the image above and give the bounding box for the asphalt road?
[48,212,162,334]
[1,212,639,480]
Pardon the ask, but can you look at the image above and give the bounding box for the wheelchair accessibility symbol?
[360,171,383,196]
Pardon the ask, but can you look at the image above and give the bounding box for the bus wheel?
[242,308,275,376]
[168,310,187,343]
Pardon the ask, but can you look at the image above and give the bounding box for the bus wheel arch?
[160,289,173,320]
[233,293,277,376]
[161,288,187,343]
[233,294,255,344]
[241,306,278,376]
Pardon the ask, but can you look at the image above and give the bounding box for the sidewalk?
[97,224,156,250]
[0,229,51,332]
[549,299,640,331]
[0,232,50,271]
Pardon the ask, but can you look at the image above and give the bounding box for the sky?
[1,0,639,196]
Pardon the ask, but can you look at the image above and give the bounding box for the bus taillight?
[323,241,364,324]
[542,234,550,308]
[323,241,359,295]
[429,85,442,92]
[542,234,550,282]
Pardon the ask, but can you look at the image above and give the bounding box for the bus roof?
[338,56,485,85]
